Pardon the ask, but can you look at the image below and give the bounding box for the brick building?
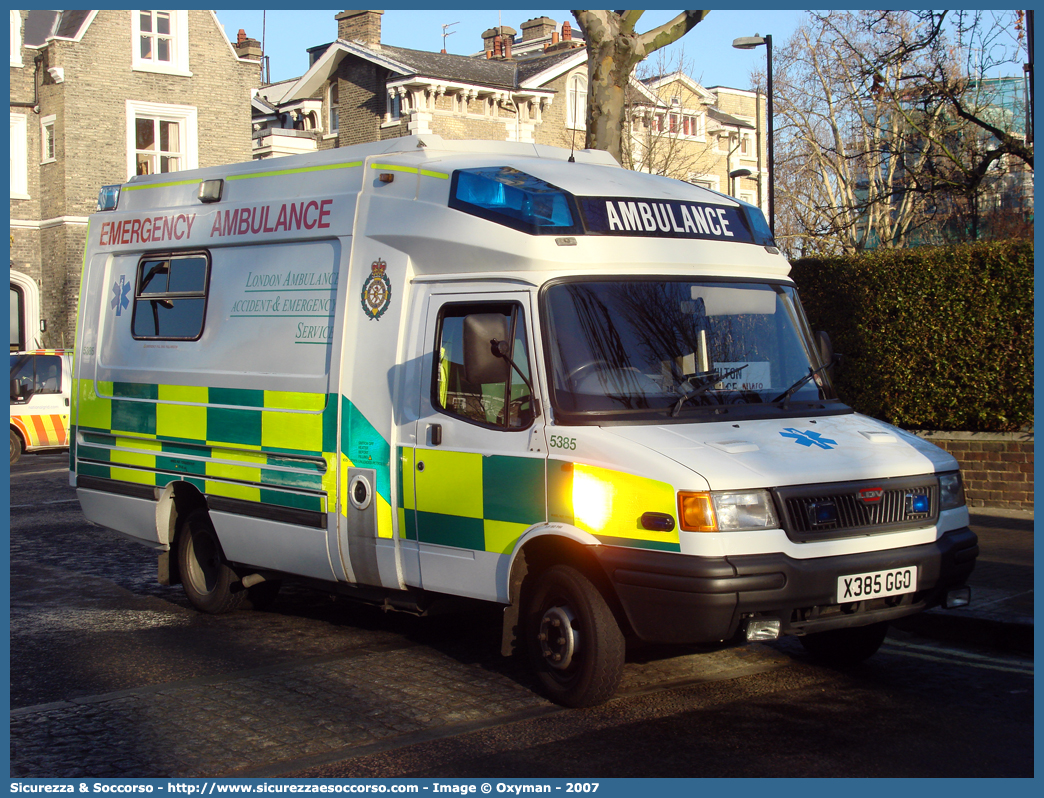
[250,11,769,223]
[252,11,590,157]
[9,10,260,350]
[630,72,767,213]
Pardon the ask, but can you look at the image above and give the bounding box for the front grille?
[774,475,939,542]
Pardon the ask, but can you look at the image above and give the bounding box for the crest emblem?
[361,258,392,321]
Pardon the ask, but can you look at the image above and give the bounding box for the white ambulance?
[72,136,977,707]
[11,349,73,463]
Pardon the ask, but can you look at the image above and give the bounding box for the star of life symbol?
[361,258,392,321]
[111,275,130,316]
[780,428,838,450]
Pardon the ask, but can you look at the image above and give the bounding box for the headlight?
[939,472,966,510]
[678,489,779,532]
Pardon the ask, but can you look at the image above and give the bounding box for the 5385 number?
[548,435,577,450]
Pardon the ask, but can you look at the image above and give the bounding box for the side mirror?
[463,313,511,385]
[11,379,26,402]
[816,331,836,371]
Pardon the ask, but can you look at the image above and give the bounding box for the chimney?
[521,17,557,42]
[562,21,572,41]
[234,29,263,60]
[336,10,383,47]
[482,25,516,58]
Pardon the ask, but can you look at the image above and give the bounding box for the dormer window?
[132,10,190,76]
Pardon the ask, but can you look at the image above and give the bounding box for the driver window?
[433,302,534,430]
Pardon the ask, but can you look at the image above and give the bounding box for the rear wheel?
[525,564,625,708]
[800,621,889,665]
[177,509,245,614]
[10,429,23,464]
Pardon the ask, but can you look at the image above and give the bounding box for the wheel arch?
[156,480,210,586]
[498,526,632,655]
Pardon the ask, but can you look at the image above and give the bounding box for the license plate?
[837,566,917,602]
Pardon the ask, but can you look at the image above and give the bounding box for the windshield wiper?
[670,364,748,417]
[771,360,834,409]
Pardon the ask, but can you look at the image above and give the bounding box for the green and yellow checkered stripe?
[73,379,336,514]
[398,447,547,554]
[549,460,681,552]
[396,449,680,554]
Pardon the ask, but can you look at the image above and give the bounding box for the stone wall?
[915,431,1034,511]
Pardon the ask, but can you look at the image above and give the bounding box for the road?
[9,452,1035,778]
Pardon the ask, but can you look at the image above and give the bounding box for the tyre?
[525,564,625,708]
[177,508,245,614]
[10,429,23,464]
[800,621,889,666]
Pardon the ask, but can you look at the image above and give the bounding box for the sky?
[213,9,806,90]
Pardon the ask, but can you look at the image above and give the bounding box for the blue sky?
[213,9,806,90]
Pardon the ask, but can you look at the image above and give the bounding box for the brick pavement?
[9,636,785,778]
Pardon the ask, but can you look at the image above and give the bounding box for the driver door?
[410,290,547,602]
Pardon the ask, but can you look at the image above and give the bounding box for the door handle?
[429,423,442,446]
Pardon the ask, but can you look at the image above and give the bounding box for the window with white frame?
[126,100,197,179]
[328,81,339,133]
[132,10,190,76]
[566,71,587,130]
[11,10,23,67]
[10,113,28,199]
[40,115,56,163]
[740,133,751,155]
[386,88,401,123]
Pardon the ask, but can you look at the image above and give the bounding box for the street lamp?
[733,33,773,238]
[728,167,753,198]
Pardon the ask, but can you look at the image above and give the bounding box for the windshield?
[542,279,843,423]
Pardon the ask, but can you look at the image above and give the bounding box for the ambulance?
[72,136,977,707]
[10,348,73,463]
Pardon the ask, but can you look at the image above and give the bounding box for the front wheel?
[800,621,889,666]
[525,564,625,708]
[177,509,245,614]
[10,429,23,464]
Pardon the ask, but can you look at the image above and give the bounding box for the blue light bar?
[97,184,121,212]
[450,167,577,234]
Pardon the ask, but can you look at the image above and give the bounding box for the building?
[250,11,590,158]
[629,72,767,213]
[250,11,769,219]
[9,10,260,350]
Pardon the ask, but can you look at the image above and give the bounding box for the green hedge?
[790,241,1033,432]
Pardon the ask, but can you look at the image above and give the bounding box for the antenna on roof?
[441,21,458,52]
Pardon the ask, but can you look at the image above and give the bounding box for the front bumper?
[592,527,978,644]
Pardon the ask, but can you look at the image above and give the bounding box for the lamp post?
[732,33,773,238]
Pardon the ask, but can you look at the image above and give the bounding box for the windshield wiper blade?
[771,360,834,409]
[670,364,748,417]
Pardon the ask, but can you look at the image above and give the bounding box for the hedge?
[790,240,1033,432]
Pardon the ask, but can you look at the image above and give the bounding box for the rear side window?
[131,253,209,339]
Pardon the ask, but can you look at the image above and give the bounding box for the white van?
[72,136,977,706]
[11,349,72,463]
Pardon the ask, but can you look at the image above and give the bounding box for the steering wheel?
[564,360,613,388]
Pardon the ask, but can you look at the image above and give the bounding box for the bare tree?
[571,10,709,164]
[772,10,1032,256]
[623,49,722,182]
[842,10,1033,241]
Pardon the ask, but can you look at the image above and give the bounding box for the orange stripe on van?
[30,414,50,445]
